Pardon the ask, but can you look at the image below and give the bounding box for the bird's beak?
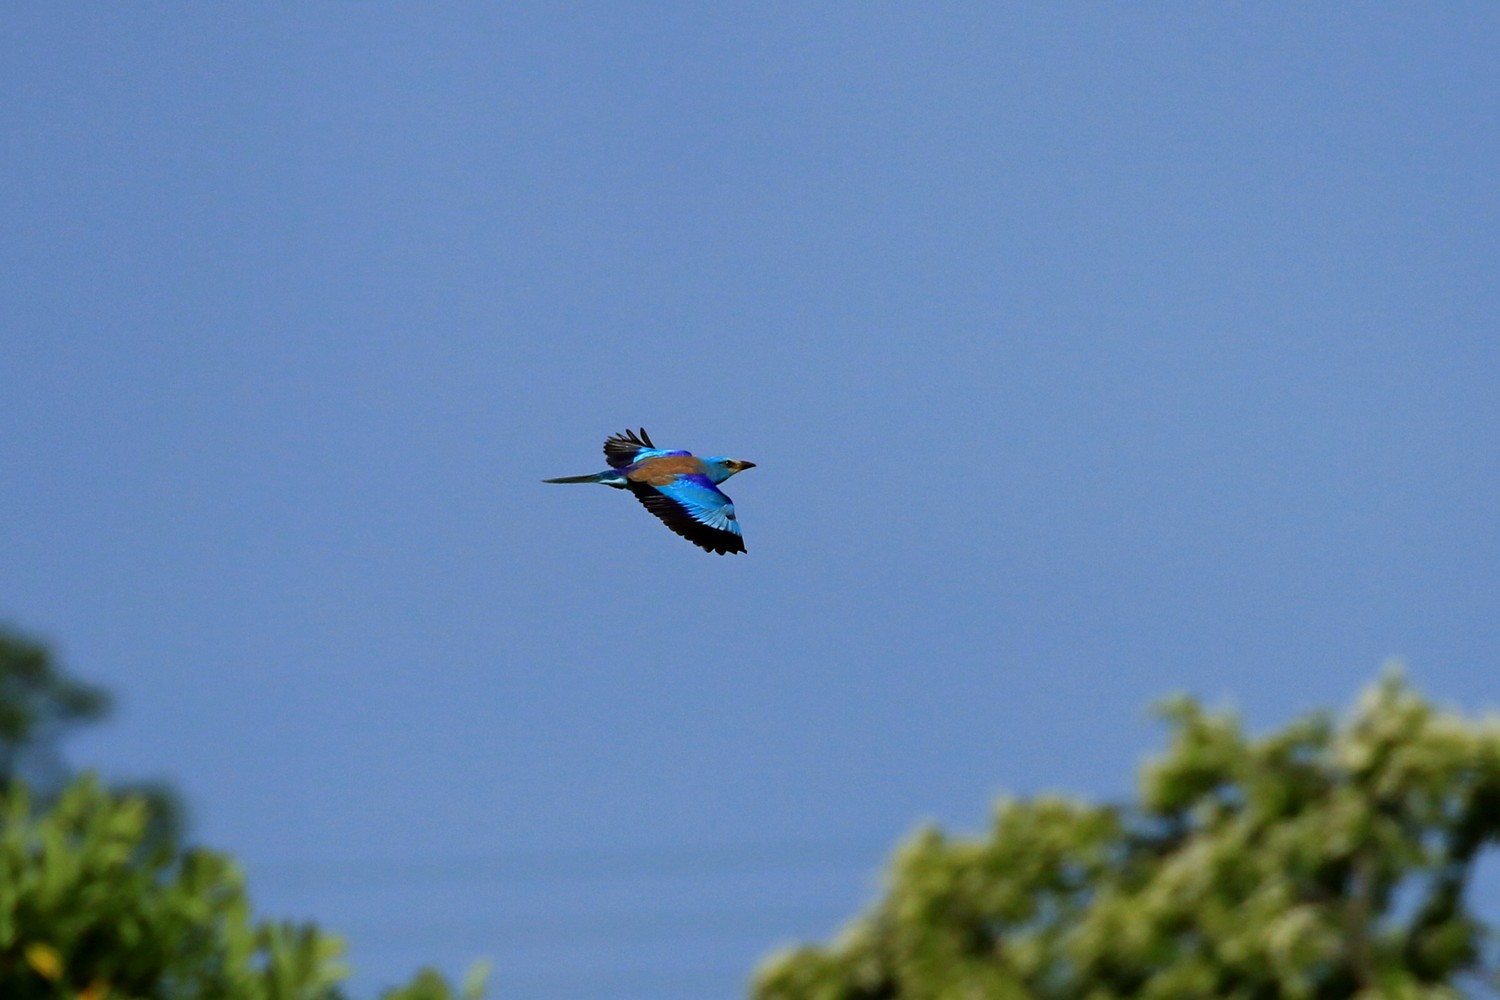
[739,461,757,470]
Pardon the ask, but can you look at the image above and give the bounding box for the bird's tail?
[542,472,611,484]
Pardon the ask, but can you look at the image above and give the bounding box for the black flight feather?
[603,427,656,469]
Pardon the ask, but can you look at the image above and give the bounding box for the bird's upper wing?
[604,428,684,469]
[630,474,745,554]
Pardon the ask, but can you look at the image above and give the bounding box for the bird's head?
[704,457,757,484]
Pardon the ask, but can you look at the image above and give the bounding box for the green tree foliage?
[0,628,111,793]
[0,625,485,999]
[756,674,1500,1000]
[0,775,486,1000]
[0,626,183,847]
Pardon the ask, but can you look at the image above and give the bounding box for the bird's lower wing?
[630,475,745,554]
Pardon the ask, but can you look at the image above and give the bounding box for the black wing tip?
[606,427,654,448]
[665,516,747,555]
[689,533,746,555]
[699,533,747,555]
[603,427,657,468]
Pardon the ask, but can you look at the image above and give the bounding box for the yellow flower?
[25,942,63,981]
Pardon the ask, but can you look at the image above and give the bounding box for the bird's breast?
[626,455,704,486]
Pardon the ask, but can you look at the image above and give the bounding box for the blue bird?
[543,428,756,554]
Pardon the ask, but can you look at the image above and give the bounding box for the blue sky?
[3,5,1498,997]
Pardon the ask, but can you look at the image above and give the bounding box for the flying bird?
[543,428,756,554]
